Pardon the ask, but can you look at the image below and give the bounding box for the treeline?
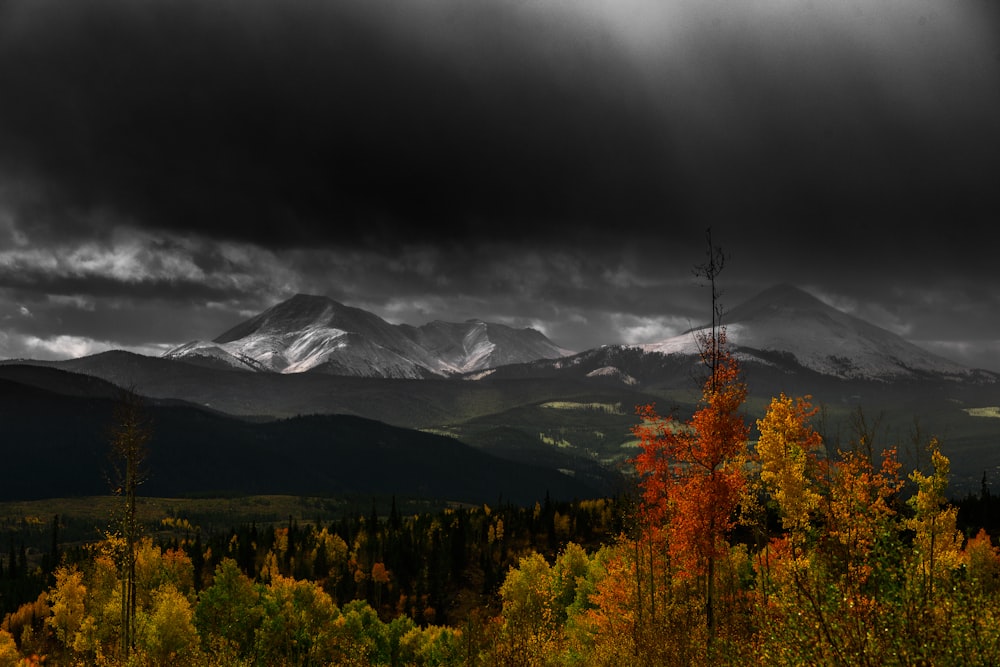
[0,496,626,665]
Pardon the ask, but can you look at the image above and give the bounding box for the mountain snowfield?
[165,294,573,378]
[637,284,984,382]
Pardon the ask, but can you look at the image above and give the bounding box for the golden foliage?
[755,394,824,534]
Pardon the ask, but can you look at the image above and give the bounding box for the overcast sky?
[1,0,999,371]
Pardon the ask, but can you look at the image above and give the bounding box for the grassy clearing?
[540,432,573,448]
[964,406,1000,418]
[540,401,624,415]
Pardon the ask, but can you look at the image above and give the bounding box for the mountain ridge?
[637,284,988,382]
[165,294,573,378]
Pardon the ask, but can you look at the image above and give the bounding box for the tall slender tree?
[108,385,151,660]
[632,229,749,648]
[693,227,727,389]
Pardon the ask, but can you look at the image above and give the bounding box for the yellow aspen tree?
[46,565,87,652]
[138,584,201,665]
[906,438,964,600]
[496,552,560,665]
[756,394,824,536]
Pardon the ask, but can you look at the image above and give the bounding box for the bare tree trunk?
[109,386,150,661]
[649,537,656,624]
[694,227,727,651]
[634,534,641,656]
[707,517,717,654]
[694,227,726,392]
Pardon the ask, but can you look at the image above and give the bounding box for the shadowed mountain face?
[0,373,600,504]
[165,294,572,377]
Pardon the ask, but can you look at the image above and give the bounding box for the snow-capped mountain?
[638,283,986,382]
[164,294,572,378]
[478,283,996,387]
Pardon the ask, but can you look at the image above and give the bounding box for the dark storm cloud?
[2,0,997,250]
[0,0,676,249]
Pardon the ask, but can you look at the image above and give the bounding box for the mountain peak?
[214,294,340,344]
[644,283,974,381]
[286,292,337,305]
[723,284,833,325]
[168,294,572,377]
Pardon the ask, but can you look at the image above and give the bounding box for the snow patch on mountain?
[638,334,702,357]
[281,326,351,373]
[586,366,639,385]
[162,340,247,370]
[454,322,497,373]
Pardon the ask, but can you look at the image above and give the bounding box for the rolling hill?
[0,373,601,504]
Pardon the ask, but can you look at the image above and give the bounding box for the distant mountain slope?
[639,284,992,382]
[4,352,612,428]
[164,294,572,378]
[0,363,123,399]
[0,375,599,504]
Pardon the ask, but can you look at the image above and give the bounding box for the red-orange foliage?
[632,334,749,577]
[371,562,390,585]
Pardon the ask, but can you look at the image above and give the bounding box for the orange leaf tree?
[632,328,749,645]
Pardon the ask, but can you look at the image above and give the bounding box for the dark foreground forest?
[5,338,1000,666]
